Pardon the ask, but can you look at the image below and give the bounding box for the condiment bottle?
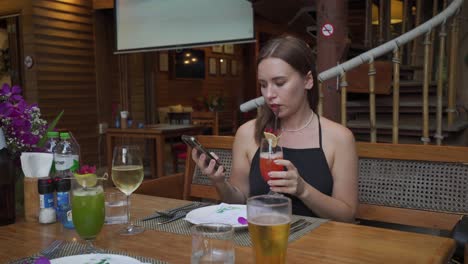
[38,178,56,224]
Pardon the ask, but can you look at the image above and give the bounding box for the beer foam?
[73,186,103,196]
[249,213,290,226]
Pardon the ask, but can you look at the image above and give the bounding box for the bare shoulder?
[319,116,355,146]
[235,119,256,142]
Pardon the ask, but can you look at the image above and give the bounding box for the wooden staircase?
[341,0,468,145]
[345,65,468,144]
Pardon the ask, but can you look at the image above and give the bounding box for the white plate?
[185,203,248,229]
[51,254,143,264]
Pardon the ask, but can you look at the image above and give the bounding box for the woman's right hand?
[191,148,225,183]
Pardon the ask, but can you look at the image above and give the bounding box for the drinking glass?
[191,223,235,264]
[247,195,292,264]
[112,145,145,235]
[71,178,105,252]
[259,138,284,195]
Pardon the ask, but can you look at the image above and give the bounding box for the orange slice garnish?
[263,132,281,147]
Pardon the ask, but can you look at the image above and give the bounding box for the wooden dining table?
[0,194,456,264]
[106,124,203,178]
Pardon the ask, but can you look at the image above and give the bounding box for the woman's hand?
[191,148,225,183]
[268,159,306,196]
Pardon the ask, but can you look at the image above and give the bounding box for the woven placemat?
[136,203,328,247]
[8,241,167,264]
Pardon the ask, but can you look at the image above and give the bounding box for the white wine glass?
[112,145,145,235]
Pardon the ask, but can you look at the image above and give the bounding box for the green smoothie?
[72,186,105,240]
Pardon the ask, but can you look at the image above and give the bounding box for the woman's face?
[258,57,312,118]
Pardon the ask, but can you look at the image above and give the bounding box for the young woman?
[192,36,358,222]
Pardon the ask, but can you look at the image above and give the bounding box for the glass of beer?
[247,195,292,264]
[112,145,145,235]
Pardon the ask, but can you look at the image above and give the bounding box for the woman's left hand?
[268,159,306,196]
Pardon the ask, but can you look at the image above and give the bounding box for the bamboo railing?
[392,48,400,144]
[240,0,464,145]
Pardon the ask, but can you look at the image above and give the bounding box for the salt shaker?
[38,178,56,224]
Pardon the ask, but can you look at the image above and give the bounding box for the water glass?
[191,223,235,264]
[247,195,292,264]
[104,191,128,225]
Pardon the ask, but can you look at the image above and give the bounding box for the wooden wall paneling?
[23,15,40,104]
[33,8,92,24]
[154,46,246,134]
[33,0,91,15]
[144,52,156,124]
[31,0,98,164]
[54,0,91,7]
[93,9,114,125]
[0,0,29,16]
[128,53,145,124]
[118,54,129,111]
[6,16,22,86]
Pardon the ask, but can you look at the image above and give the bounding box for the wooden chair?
[356,142,468,261]
[191,111,219,135]
[183,135,234,201]
[135,173,184,199]
[169,111,220,173]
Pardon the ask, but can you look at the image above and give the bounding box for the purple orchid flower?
[0,83,22,102]
[0,82,49,161]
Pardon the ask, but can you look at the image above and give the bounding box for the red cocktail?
[259,134,284,194]
[260,154,284,182]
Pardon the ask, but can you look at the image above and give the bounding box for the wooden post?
[411,0,423,65]
[340,73,348,126]
[364,0,373,48]
[317,0,348,122]
[428,0,438,81]
[401,0,409,35]
[422,32,431,145]
[369,60,377,143]
[436,23,447,145]
[379,0,391,44]
[392,48,401,144]
[401,0,410,63]
[447,15,459,126]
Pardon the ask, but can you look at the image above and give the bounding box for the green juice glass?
[72,182,105,251]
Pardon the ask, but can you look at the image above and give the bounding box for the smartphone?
[181,135,224,172]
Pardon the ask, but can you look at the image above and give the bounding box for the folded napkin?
[185,203,246,227]
[20,152,53,178]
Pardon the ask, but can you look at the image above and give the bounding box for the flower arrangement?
[195,94,224,112]
[206,95,224,111]
[0,83,48,160]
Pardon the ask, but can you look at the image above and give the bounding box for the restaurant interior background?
[1,0,467,178]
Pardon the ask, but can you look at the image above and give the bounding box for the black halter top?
[248,116,333,217]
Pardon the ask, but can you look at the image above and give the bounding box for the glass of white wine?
[112,145,145,235]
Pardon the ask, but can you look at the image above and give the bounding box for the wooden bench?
[356,142,468,261]
[137,138,468,260]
